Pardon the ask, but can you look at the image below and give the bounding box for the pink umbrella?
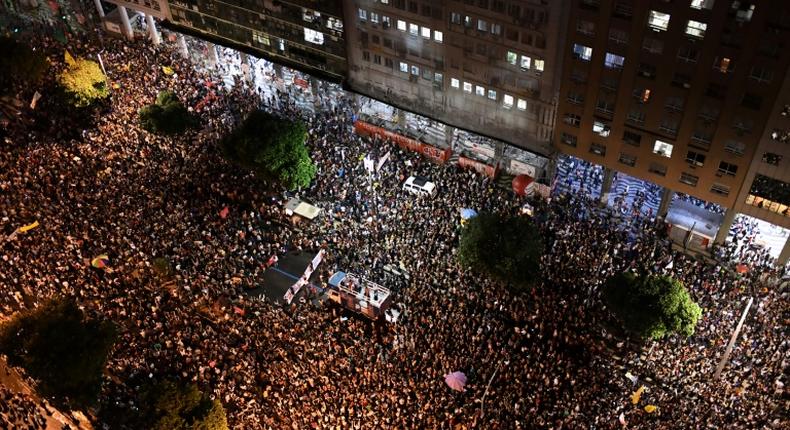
[444,371,467,392]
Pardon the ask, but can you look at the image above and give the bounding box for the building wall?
[104,0,172,20]
[165,0,347,81]
[554,0,790,208]
[343,0,570,156]
[733,72,790,229]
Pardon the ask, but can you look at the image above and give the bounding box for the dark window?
[563,113,581,127]
[649,162,667,176]
[680,172,699,186]
[741,93,762,110]
[762,152,783,166]
[623,130,641,146]
[618,152,637,167]
[710,183,730,196]
[718,161,738,176]
[560,132,578,147]
[686,151,706,167]
[589,143,607,156]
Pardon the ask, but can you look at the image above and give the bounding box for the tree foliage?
[0,298,117,408]
[457,212,543,288]
[139,90,197,135]
[603,272,702,340]
[221,110,316,190]
[140,380,228,430]
[0,36,49,89]
[57,56,109,107]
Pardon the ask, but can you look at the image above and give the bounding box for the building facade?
[165,0,348,82]
[344,0,570,156]
[732,71,790,262]
[554,0,790,211]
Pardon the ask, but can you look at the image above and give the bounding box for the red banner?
[458,156,498,178]
[354,121,451,164]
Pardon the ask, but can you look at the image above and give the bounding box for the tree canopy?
[0,298,117,408]
[57,54,109,107]
[221,110,316,190]
[139,380,228,430]
[603,272,702,340]
[0,36,49,88]
[457,212,543,288]
[139,90,197,135]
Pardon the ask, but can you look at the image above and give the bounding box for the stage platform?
[245,250,321,305]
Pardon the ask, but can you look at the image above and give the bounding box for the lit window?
[690,0,714,10]
[434,31,443,43]
[434,73,443,84]
[399,62,408,73]
[464,15,472,27]
[733,1,755,23]
[503,94,514,108]
[604,53,625,69]
[520,55,531,70]
[451,12,461,25]
[648,10,670,31]
[450,78,460,88]
[382,16,391,28]
[714,57,733,73]
[653,140,674,158]
[421,26,431,38]
[517,99,527,110]
[686,20,707,38]
[573,43,593,61]
[490,23,501,35]
[463,82,472,93]
[487,89,497,100]
[477,19,488,32]
[411,65,419,75]
[475,85,485,96]
[358,9,367,20]
[370,13,379,24]
[507,51,518,65]
[303,28,324,45]
[534,59,544,72]
[593,121,611,137]
[397,20,406,31]
[409,23,418,35]
[636,88,651,103]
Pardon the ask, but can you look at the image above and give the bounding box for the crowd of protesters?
[0,27,787,430]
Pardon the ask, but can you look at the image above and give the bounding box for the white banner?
[507,159,537,178]
[377,151,390,172]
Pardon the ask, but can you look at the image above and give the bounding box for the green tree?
[457,212,543,288]
[140,380,228,430]
[57,56,109,107]
[221,110,316,190]
[139,90,197,135]
[0,36,49,88]
[0,298,117,408]
[603,272,702,340]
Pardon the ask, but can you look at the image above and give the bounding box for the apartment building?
[343,0,570,156]
[164,0,347,81]
[731,71,790,262]
[554,0,790,213]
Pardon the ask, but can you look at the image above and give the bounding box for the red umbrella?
[444,371,467,392]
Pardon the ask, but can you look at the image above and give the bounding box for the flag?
[631,385,645,405]
[19,221,40,232]
[644,405,657,413]
[219,206,230,219]
[618,412,626,426]
[233,306,245,316]
[91,254,110,268]
[162,65,175,75]
[64,50,76,66]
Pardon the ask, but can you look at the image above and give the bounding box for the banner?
[377,151,390,172]
[19,221,40,232]
[458,156,498,178]
[354,121,451,164]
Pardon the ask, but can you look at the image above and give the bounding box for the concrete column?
[177,34,189,58]
[118,6,134,41]
[145,14,160,45]
[599,167,615,205]
[714,208,737,244]
[658,187,674,219]
[444,125,455,149]
[240,52,253,83]
[396,109,406,130]
[774,235,790,266]
[93,0,105,18]
[206,42,219,67]
[310,78,321,107]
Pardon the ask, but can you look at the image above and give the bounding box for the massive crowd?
[0,27,787,430]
